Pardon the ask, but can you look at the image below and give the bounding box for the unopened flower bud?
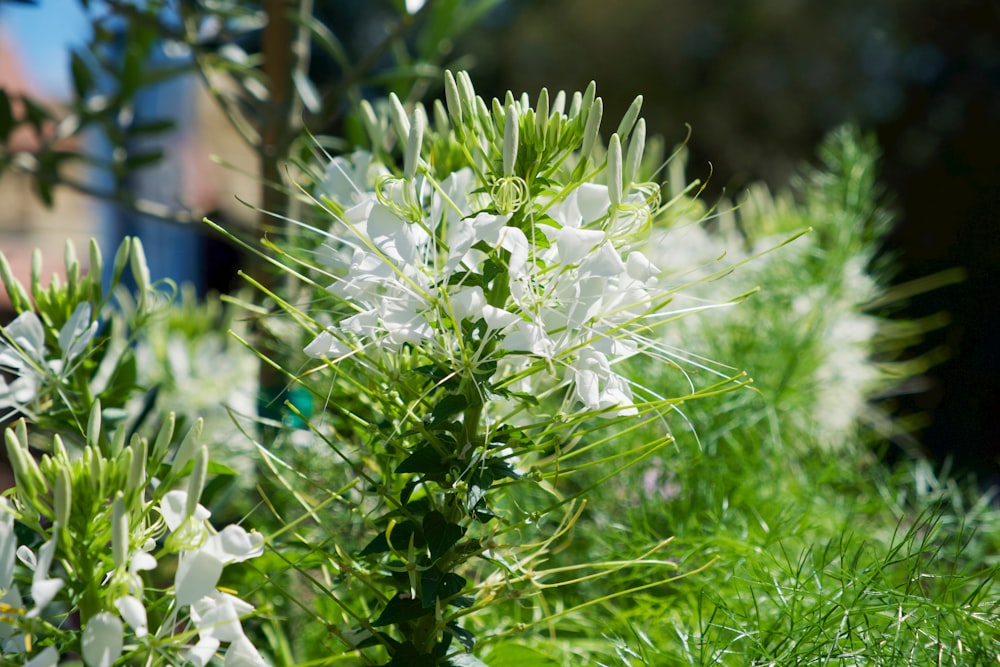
[152,413,176,463]
[128,437,147,495]
[608,133,623,207]
[110,237,131,287]
[173,418,203,471]
[535,87,549,144]
[130,237,151,296]
[87,400,102,450]
[186,446,209,517]
[55,467,72,529]
[581,97,604,163]
[404,105,426,180]
[112,493,128,568]
[388,93,410,146]
[624,118,646,191]
[444,70,463,129]
[616,94,643,143]
[503,104,519,177]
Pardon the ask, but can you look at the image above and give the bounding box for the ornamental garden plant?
[0,3,997,666]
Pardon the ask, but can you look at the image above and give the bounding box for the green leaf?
[444,622,476,652]
[359,520,422,556]
[420,568,466,607]
[431,393,468,425]
[397,444,451,475]
[423,510,465,562]
[372,594,433,627]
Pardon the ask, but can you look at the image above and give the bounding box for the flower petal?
[81,611,124,667]
[176,549,224,607]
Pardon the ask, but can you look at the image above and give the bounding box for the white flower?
[225,635,268,667]
[191,590,255,643]
[571,349,637,416]
[0,499,16,591]
[114,594,148,638]
[81,611,124,667]
[24,646,59,667]
[161,490,264,607]
[17,536,64,616]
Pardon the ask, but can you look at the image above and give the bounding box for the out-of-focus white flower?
[81,611,123,667]
[24,646,59,667]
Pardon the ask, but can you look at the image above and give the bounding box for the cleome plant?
[214,70,775,666]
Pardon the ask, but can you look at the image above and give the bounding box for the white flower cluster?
[0,303,97,420]
[305,74,673,418]
[0,486,265,667]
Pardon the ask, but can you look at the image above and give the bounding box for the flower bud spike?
[359,99,383,150]
[432,98,449,135]
[52,433,68,462]
[568,91,582,120]
[112,493,127,568]
[110,237,131,287]
[456,70,476,116]
[186,446,209,516]
[404,105,426,180]
[491,98,505,136]
[173,417,203,471]
[128,437,147,495]
[31,248,42,290]
[579,80,597,126]
[55,467,72,529]
[476,97,494,140]
[0,252,31,313]
[130,237,151,296]
[552,89,566,116]
[88,239,103,302]
[581,97,604,163]
[503,104,519,177]
[87,400,102,450]
[625,118,646,191]
[536,87,549,141]
[444,70,463,129]
[6,429,43,501]
[151,412,175,463]
[519,91,530,111]
[608,133,623,208]
[388,92,410,146]
[616,94,643,143]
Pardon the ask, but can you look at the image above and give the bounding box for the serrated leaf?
[359,520,422,556]
[420,568,466,608]
[423,510,465,562]
[372,594,433,627]
[445,622,476,652]
[430,393,468,425]
[397,445,450,475]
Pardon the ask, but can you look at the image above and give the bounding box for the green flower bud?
[0,251,32,313]
[55,467,72,529]
[87,400,102,450]
[173,418,204,472]
[552,89,566,116]
[151,413,175,463]
[608,133,623,208]
[128,437,147,495]
[110,237,131,288]
[359,99,382,150]
[616,94,643,143]
[503,104,519,177]
[581,98,604,163]
[580,80,597,123]
[404,105,426,180]
[432,98,449,135]
[130,237,151,296]
[52,433,69,463]
[444,70,463,129]
[535,88,549,145]
[388,93,410,146]
[624,118,646,191]
[112,493,127,568]
[186,446,209,517]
